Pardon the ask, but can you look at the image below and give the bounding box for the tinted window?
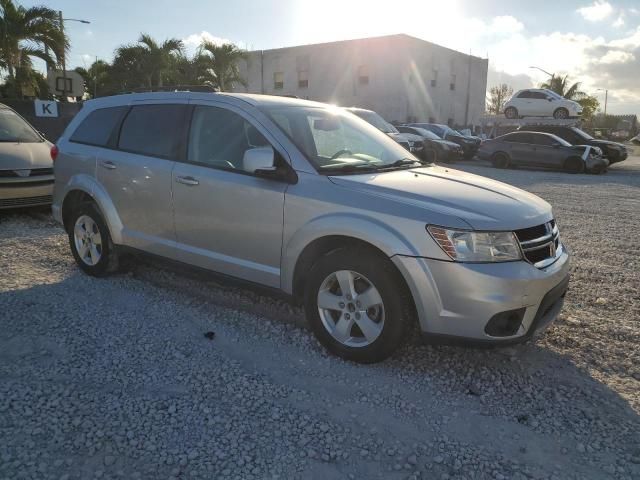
[517,91,531,99]
[70,107,128,147]
[188,106,270,170]
[529,134,557,146]
[118,104,188,159]
[530,92,548,100]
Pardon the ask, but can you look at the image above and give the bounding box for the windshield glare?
[353,110,397,134]
[0,109,42,143]
[264,106,420,173]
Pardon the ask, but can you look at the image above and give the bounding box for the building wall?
[233,34,488,126]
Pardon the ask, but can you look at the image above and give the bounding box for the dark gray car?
[477,131,609,174]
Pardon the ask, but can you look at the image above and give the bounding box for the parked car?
[504,89,582,119]
[53,92,570,363]
[518,125,629,164]
[631,134,640,145]
[0,103,54,209]
[407,123,479,159]
[343,107,420,155]
[477,131,608,173]
[396,125,463,163]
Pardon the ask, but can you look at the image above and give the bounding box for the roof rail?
[125,85,218,94]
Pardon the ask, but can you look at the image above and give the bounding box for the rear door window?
[118,104,188,159]
[517,91,531,99]
[70,106,128,147]
[504,133,532,144]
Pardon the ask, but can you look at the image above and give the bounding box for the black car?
[345,107,420,154]
[407,123,479,159]
[397,125,463,163]
[518,125,628,164]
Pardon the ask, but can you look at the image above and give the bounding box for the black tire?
[564,156,585,174]
[491,152,510,169]
[553,108,569,119]
[67,202,119,276]
[426,148,439,163]
[304,247,414,363]
[504,107,518,119]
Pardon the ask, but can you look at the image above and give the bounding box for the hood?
[589,139,626,149]
[329,165,552,230]
[0,141,52,170]
[387,132,409,145]
[399,132,424,143]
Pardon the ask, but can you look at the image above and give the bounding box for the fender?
[59,174,124,245]
[280,212,420,294]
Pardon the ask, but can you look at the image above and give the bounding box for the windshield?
[571,127,593,140]
[412,127,441,140]
[0,109,42,143]
[263,106,423,174]
[351,110,398,134]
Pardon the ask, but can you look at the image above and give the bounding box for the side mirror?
[242,146,297,183]
[243,146,275,173]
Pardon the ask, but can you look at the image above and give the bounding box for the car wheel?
[304,247,414,363]
[553,108,569,119]
[428,148,438,163]
[68,202,119,276]
[564,156,585,174]
[491,152,510,169]
[504,107,518,119]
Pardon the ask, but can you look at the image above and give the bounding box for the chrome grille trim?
[515,221,562,269]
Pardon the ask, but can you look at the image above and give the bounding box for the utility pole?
[59,11,66,102]
[464,50,472,126]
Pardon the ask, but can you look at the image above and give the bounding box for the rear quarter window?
[69,107,128,147]
[117,104,188,159]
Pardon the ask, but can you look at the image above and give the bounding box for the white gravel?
[0,155,639,480]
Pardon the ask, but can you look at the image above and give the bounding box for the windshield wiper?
[376,158,423,170]
[319,163,378,174]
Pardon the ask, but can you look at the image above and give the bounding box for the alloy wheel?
[73,215,103,266]
[317,270,385,348]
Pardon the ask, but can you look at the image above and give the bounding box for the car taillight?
[50,145,59,162]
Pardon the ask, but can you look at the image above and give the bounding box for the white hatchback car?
[504,89,582,119]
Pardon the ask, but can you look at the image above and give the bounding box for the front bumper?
[0,179,53,209]
[392,247,570,343]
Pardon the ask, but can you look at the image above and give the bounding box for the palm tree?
[196,41,247,91]
[124,33,183,87]
[0,0,67,96]
[540,75,586,101]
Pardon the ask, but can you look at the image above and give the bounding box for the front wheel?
[564,156,585,174]
[553,108,569,119]
[492,152,510,169]
[304,248,414,363]
[68,202,119,276]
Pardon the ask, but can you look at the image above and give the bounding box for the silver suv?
[52,92,570,363]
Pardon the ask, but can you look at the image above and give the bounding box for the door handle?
[100,161,116,170]
[175,176,199,186]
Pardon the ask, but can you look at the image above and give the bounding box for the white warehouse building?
[232,34,489,126]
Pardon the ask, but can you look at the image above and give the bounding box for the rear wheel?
[553,108,569,119]
[491,152,510,169]
[504,107,518,119]
[304,248,413,363]
[68,202,119,276]
[564,156,585,174]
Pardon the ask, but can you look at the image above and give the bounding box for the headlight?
[427,226,522,262]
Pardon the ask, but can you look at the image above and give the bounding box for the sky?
[24,0,640,115]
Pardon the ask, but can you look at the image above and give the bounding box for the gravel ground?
[0,156,639,480]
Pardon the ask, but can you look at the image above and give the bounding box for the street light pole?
[528,66,554,81]
[597,88,608,117]
[57,11,91,101]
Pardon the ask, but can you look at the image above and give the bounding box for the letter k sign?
[34,100,58,118]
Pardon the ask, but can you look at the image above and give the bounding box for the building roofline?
[247,33,487,61]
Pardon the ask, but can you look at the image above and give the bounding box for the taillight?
[50,144,59,162]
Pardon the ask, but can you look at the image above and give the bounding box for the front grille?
[515,220,561,268]
[0,168,53,178]
[0,195,52,208]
